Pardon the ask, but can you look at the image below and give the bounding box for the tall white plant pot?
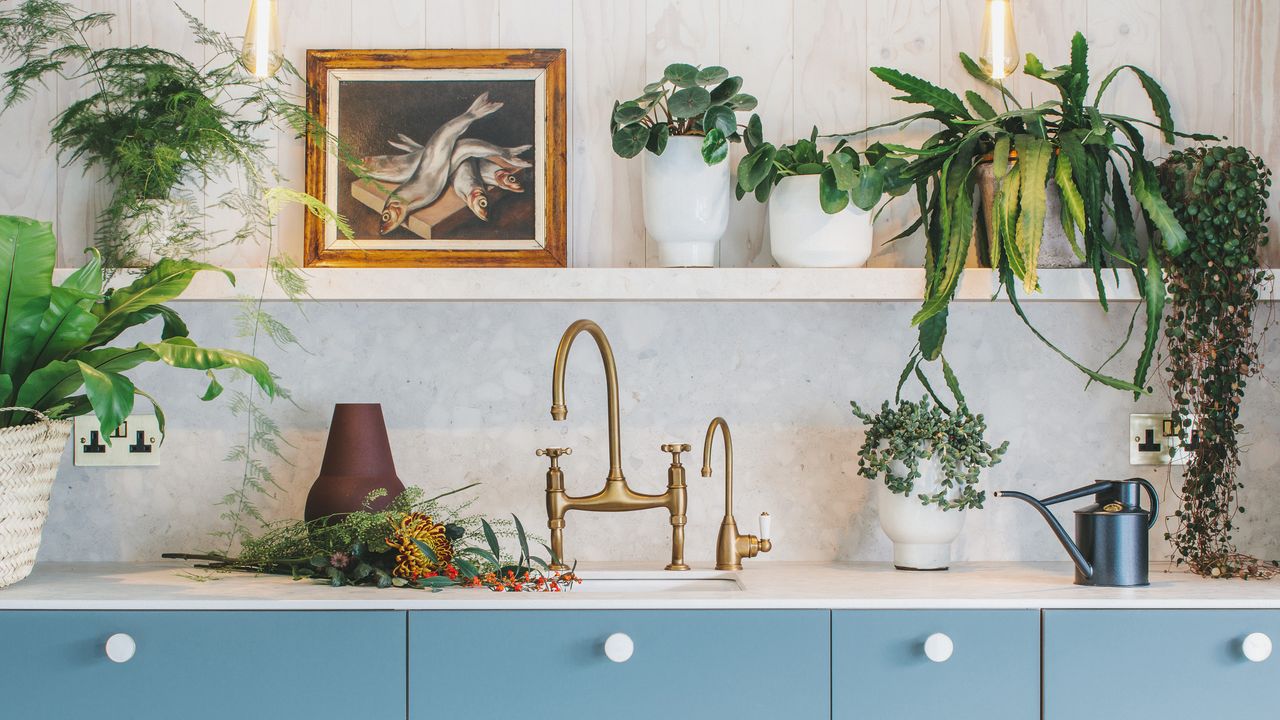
[768,174,873,268]
[642,136,730,267]
[877,458,966,570]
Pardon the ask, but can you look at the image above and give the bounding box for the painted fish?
[379,92,503,234]
[477,158,524,193]
[451,158,488,220]
[364,135,533,187]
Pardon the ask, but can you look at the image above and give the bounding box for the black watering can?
[995,478,1159,587]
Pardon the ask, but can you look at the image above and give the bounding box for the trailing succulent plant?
[1156,146,1277,579]
[851,397,1008,512]
[610,62,760,165]
[735,126,913,213]
[852,31,1210,396]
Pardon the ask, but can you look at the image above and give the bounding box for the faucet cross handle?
[536,447,572,467]
[660,443,692,463]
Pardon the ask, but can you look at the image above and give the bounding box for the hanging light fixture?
[979,0,1019,81]
[241,0,282,79]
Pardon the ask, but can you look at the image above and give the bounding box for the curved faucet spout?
[550,319,624,481]
[701,416,733,520]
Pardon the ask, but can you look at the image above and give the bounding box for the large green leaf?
[849,163,885,212]
[1132,247,1165,400]
[28,286,100,370]
[1013,135,1054,292]
[1054,154,1087,261]
[15,345,157,413]
[76,360,136,441]
[1131,157,1188,255]
[88,258,233,347]
[996,165,1023,277]
[870,67,970,119]
[1094,65,1175,144]
[0,216,56,379]
[60,247,103,295]
[144,338,276,397]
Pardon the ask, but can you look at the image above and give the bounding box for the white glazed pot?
[642,136,730,267]
[767,174,873,268]
[877,458,966,570]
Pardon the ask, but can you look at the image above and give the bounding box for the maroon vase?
[304,403,405,523]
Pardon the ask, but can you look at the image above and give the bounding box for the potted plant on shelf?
[851,395,1007,571]
[611,63,760,267]
[853,31,1209,395]
[736,127,911,268]
[0,215,277,588]
[1156,146,1277,580]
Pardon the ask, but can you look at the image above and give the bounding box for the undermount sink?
[568,571,742,593]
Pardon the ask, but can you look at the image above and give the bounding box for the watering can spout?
[994,489,1094,580]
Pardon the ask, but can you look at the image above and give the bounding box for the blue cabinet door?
[832,610,1040,720]
[0,611,407,720]
[1044,610,1280,720]
[409,610,830,719]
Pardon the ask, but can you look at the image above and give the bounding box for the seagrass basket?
[0,408,72,588]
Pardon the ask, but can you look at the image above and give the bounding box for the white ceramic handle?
[105,633,136,663]
[759,512,771,541]
[1243,632,1272,662]
[924,632,954,663]
[604,632,634,663]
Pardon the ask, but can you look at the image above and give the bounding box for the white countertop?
[3,561,1280,610]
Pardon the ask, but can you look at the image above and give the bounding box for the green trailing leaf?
[200,370,223,401]
[965,90,996,120]
[1094,65,1175,143]
[1132,247,1164,400]
[941,355,965,405]
[1131,157,1188,255]
[88,258,233,347]
[869,67,971,118]
[1053,154,1087,261]
[144,339,276,398]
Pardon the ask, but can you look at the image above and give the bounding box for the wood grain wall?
[1,0,1276,268]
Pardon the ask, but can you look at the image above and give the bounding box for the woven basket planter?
[0,410,72,588]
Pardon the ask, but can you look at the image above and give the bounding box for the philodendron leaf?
[76,360,135,443]
[869,67,971,118]
[668,86,711,119]
[88,259,233,347]
[819,168,850,214]
[701,128,729,165]
[663,63,699,88]
[143,338,276,398]
[611,123,649,158]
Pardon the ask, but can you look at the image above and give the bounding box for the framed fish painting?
[303,49,567,267]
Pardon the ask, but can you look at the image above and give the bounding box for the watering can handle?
[1126,477,1160,530]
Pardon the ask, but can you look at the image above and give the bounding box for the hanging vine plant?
[1156,145,1277,579]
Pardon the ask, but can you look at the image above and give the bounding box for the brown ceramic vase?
[304,403,405,523]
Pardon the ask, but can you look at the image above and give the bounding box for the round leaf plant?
[851,397,1008,511]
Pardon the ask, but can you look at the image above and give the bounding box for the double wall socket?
[1129,413,1196,466]
[73,415,161,467]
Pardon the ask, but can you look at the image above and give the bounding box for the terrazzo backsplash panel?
[36,300,1280,565]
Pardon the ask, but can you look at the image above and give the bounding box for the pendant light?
[241,0,282,79]
[979,0,1019,81]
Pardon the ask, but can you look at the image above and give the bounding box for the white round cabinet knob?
[105,633,136,664]
[604,632,634,663]
[1242,632,1272,662]
[924,632,954,663]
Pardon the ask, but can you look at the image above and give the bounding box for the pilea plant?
[854,31,1210,395]
[735,127,912,212]
[851,397,1008,511]
[610,62,759,165]
[1157,145,1277,579]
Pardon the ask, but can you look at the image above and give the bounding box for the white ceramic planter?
[642,136,730,267]
[767,174,873,268]
[877,458,966,570]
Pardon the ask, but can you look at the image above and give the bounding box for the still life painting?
[304,49,567,267]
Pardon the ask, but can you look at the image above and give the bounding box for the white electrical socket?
[73,415,161,467]
[1129,413,1195,466]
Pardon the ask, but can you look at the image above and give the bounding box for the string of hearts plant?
[610,62,760,165]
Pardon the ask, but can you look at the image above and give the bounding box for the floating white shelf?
[50,267,1179,303]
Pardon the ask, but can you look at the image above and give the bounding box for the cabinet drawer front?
[0,611,406,720]
[409,610,829,719]
[832,610,1039,720]
[1044,610,1280,720]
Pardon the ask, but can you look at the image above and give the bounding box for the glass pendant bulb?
[241,0,282,79]
[979,0,1019,81]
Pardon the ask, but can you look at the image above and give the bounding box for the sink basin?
[569,571,742,593]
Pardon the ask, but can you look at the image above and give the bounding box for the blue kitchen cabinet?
[1044,609,1280,720]
[409,610,830,719]
[832,610,1040,720]
[0,611,407,720]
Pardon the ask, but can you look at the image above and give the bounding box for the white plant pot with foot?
[642,136,730,267]
[877,458,966,570]
[768,174,873,268]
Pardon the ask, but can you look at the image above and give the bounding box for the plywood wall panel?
[793,0,868,139]
[1160,0,1234,148]
[352,1,428,48]
[1235,0,1280,267]
[424,0,500,47]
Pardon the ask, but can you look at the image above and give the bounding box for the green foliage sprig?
[1157,145,1278,579]
[735,127,912,213]
[851,397,1008,511]
[850,31,1209,396]
[611,62,760,165]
